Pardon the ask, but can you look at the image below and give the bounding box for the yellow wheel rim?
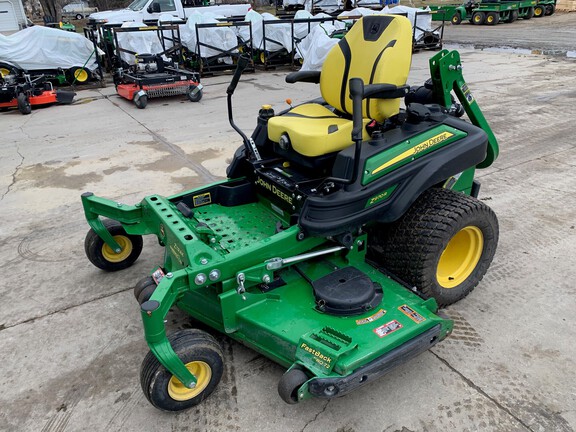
[0,68,10,77]
[437,226,483,289]
[474,15,481,22]
[74,69,88,82]
[260,52,266,64]
[487,16,493,23]
[535,7,542,15]
[101,235,132,263]
[168,361,212,401]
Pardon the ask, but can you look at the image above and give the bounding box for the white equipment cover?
[116,21,164,64]
[293,10,344,40]
[337,7,378,20]
[261,12,292,52]
[181,11,238,60]
[238,10,291,53]
[296,23,339,71]
[0,26,97,71]
[283,0,305,7]
[299,0,343,14]
[388,5,433,40]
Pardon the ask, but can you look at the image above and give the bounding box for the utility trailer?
[430,0,520,25]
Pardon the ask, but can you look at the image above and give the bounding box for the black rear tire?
[509,9,519,22]
[84,219,143,271]
[140,329,224,411]
[17,93,31,115]
[524,7,534,19]
[472,11,485,25]
[278,368,308,404]
[545,3,555,15]
[370,188,498,307]
[451,12,462,25]
[534,4,545,16]
[486,12,499,25]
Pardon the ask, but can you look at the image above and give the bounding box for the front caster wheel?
[278,368,308,404]
[84,219,143,271]
[187,85,203,102]
[140,329,224,411]
[371,188,498,307]
[134,92,148,109]
[134,275,157,304]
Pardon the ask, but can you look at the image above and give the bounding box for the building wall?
[0,0,27,32]
[556,0,576,11]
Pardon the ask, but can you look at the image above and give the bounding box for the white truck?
[88,0,252,25]
[62,2,99,20]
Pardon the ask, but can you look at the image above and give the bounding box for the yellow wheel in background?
[74,68,89,82]
[0,68,10,78]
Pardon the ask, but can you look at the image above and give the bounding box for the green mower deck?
[82,187,452,401]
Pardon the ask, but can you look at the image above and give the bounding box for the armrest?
[285,70,321,84]
[363,84,410,100]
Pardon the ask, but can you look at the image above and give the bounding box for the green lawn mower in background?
[81,15,499,411]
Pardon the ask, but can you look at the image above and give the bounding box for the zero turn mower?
[0,70,75,115]
[82,15,499,411]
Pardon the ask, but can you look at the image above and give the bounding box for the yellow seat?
[268,15,413,158]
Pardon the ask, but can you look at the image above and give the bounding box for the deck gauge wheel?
[84,219,143,271]
[140,329,224,411]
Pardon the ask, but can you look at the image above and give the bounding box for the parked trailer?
[505,0,536,19]
[429,1,520,25]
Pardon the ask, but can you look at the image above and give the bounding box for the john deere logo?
[372,131,455,175]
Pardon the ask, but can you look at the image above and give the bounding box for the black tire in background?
[17,93,31,115]
[509,9,519,22]
[451,12,462,25]
[533,4,545,16]
[187,85,203,102]
[66,67,91,84]
[486,12,500,25]
[0,61,22,77]
[472,11,485,25]
[134,94,148,109]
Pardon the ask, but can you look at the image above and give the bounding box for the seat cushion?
[268,103,369,157]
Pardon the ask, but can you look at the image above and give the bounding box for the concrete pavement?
[1,48,575,431]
